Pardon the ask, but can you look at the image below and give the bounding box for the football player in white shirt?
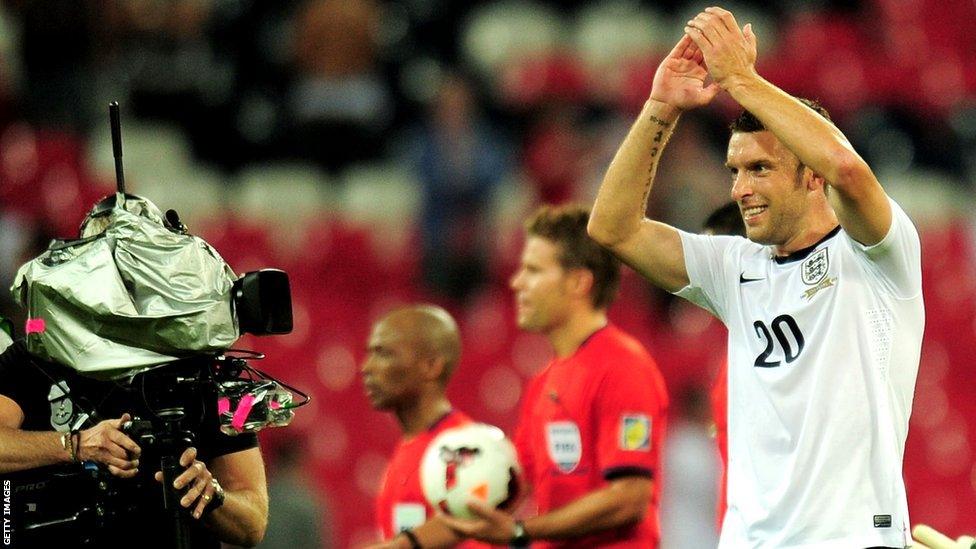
[588,6,923,549]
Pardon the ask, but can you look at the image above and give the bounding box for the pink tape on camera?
[231,394,257,432]
[25,318,46,334]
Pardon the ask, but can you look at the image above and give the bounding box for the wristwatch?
[202,478,225,516]
[510,520,530,547]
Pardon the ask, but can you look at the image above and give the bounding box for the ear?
[567,268,596,302]
[803,166,827,193]
[421,355,447,383]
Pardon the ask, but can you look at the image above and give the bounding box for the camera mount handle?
[155,407,195,549]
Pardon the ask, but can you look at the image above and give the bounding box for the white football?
[419,422,521,519]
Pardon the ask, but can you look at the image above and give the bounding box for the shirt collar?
[772,225,841,264]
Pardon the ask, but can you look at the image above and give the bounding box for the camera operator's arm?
[0,397,140,477]
[157,446,268,547]
[0,394,66,472]
[207,447,268,546]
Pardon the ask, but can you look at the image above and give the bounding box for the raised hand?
[650,33,721,110]
[684,6,758,88]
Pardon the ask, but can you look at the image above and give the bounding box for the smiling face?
[510,236,574,334]
[727,130,811,247]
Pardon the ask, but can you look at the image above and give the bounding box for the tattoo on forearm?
[648,115,672,128]
[648,126,668,160]
[637,114,674,202]
[641,177,654,203]
[645,140,666,185]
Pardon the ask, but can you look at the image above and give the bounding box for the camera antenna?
[109,101,126,195]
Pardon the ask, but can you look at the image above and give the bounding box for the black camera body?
[233,269,293,336]
[4,461,146,547]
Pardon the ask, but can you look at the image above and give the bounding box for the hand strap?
[510,520,530,547]
[400,528,421,549]
[202,478,225,516]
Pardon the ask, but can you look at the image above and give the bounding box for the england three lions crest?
[801,248,829,285]
[801,248,835,300]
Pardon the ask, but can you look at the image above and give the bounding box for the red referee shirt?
[514,325,668,548]
[375,409,492,547]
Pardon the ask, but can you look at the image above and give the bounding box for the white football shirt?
[675,197,923,548]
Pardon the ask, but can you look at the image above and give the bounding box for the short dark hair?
[525,204,620,310]
[729,97,832,134]
[703,201,746,237]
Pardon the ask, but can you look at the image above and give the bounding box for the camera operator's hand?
[77,412,142,478]
[154,446,222,520]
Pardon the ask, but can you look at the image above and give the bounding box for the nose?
[510,269,523,291]
[731,173,752,203]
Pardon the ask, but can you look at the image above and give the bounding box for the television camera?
[2,103,308,548]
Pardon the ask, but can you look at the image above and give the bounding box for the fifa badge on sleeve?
[620,415,651,451]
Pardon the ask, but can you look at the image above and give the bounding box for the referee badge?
[546,421,582,473]
[620,415,651,451]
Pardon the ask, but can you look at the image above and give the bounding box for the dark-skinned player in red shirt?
[363,305,493,549]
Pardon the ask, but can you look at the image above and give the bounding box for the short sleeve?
[673,232,745,322]
[0,341,32,408]
[203,431,259,459]
[197,394,259,461]
[594,362,663,479]
[847,198,922,299]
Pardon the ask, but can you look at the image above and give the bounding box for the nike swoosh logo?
[739,273,764,283]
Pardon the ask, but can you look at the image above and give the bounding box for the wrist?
[58,432,71,462]
[510,519,530,547]
[398,529,421,549]
[719,68,760,94]
[60,430,80,463]
[202,478,225,517]
[642,99,681,124]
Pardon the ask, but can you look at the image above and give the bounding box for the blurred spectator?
[522,101,590,205]
[0,212,53,333]
[648,111,729,231]
[257,437,332,549]
[660,387,720,549]
[512,54,591,204]
[0,122,113,238]
[405,72,512,301]
[110,0,244,169]
[289,0,393,173]
[8,0,101,132]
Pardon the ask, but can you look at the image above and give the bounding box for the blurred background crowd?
[0,0,974,547]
